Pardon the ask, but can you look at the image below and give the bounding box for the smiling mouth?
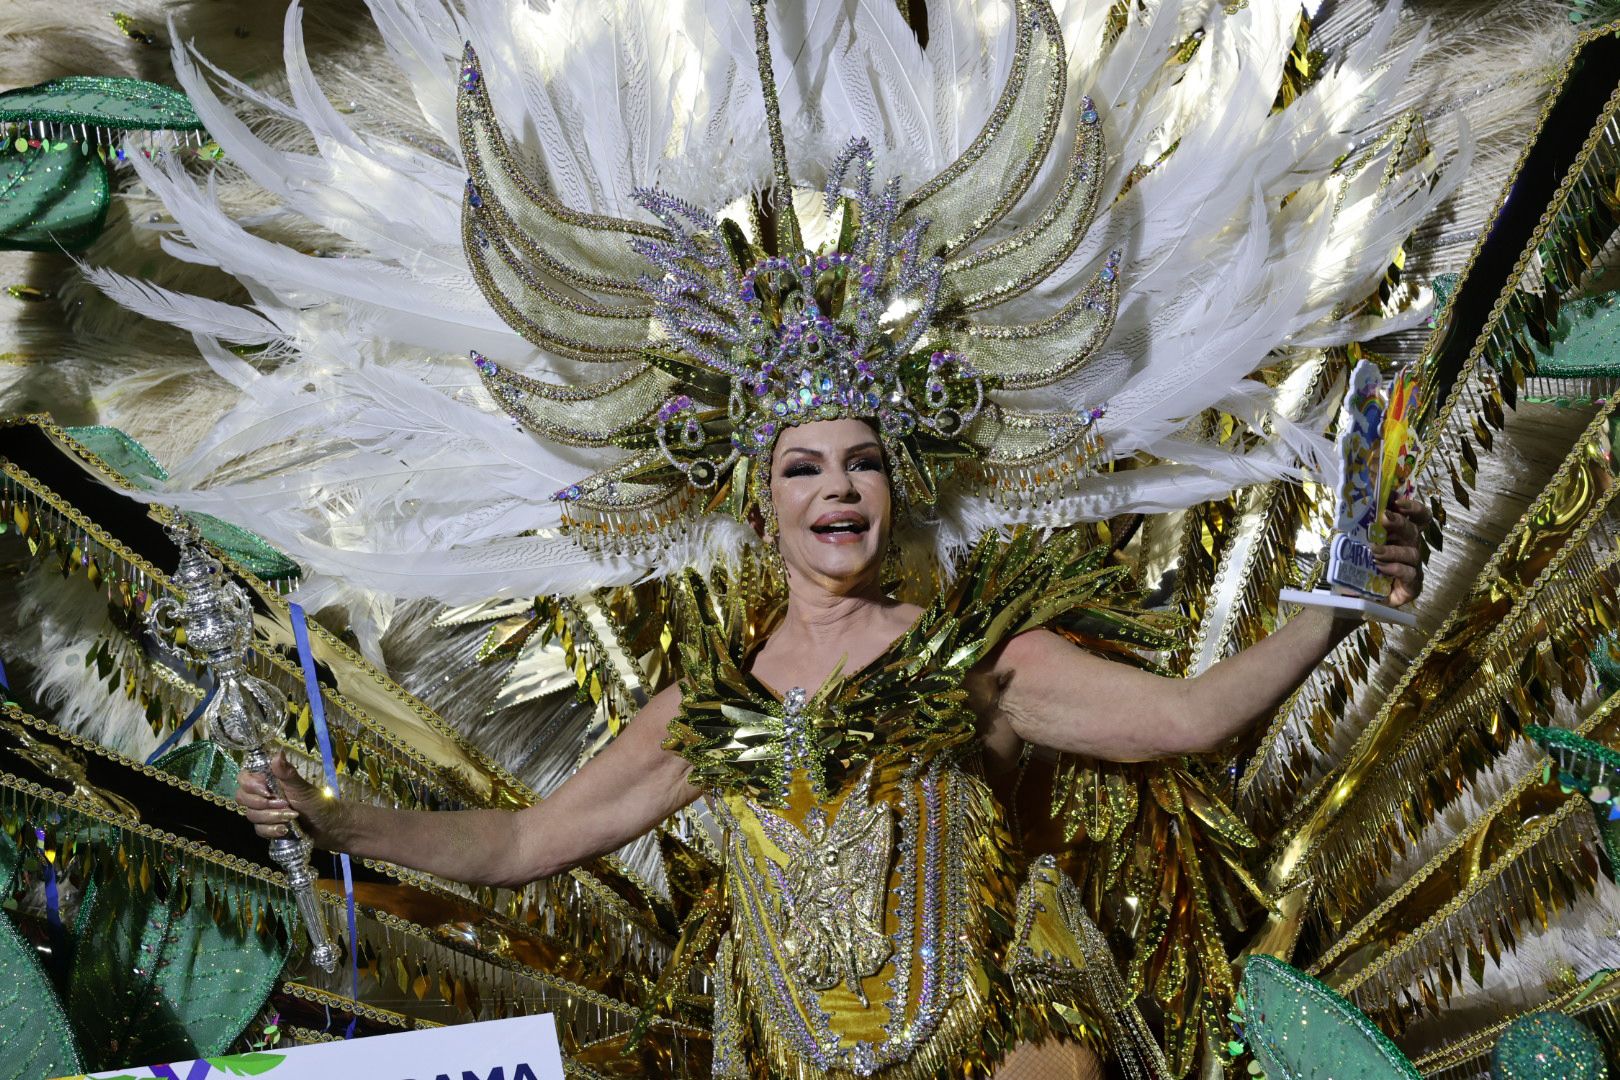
[810,518,869,537]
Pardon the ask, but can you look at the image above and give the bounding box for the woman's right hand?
[227,687,697,887]
[235,752,344,848]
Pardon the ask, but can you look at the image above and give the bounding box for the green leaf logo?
[204,1052,287,1076]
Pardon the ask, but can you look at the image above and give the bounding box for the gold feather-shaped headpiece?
[458,0,1118,552]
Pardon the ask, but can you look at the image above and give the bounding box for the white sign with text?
[56,1013,564,1080]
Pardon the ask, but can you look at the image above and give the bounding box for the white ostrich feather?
[84,0,1476,632]
[130,153,525,361]
[825,0,939,177]
[6,565,171,759]
[80,265,292,348]
[921,0,999,163]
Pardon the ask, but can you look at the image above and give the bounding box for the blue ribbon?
[288,602,360,1038]
[4,660,62,965]
[33,826,62,933]
[4,661,63,950]
[145,676,217,765]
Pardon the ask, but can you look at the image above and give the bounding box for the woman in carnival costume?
[213,3,1434,1075]
[243,410,1425,1079]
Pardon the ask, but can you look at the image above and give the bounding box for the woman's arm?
[987,607,1351,760]
[236,686,698,889]
[987,498,1428,761]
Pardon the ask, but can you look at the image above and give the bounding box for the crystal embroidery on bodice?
[755,763,893,1004]
[668,533,1163,1077]
[778,685,810,801]
[720,741,980,1075]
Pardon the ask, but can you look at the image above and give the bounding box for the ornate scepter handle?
[148,517,340,973]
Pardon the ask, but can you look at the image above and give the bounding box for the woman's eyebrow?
[780,442,882,459]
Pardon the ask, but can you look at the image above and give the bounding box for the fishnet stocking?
[995,1041,1107,1080]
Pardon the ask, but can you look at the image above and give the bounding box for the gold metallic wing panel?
[562,448,686,514]
[942,96,1105,310]
[458,46,663,361]
[553,447,715,554]
[943,263,1118,388]
[960,403,1099,469]
[900,0,1065,256]
[1328,795,1597,1035]
[461,205,656,360]
[1304,772,1576,992]
[457,45,666,296]
[477,360,676,448]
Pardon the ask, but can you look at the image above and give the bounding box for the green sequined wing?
[151,741,243,802]
[1526,725,1620,879]
[1241,955,1421,1079]
[1491,1012,1611,1080]
[0,77,204,253]
[65,742,290,1070]
[0,77,202,133]
[0,828,84,1080]
[67,871,289,1069]
[0,142,109,252]
[61,426,300,585]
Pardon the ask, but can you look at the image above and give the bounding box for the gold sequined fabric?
[665,529,1170,1078]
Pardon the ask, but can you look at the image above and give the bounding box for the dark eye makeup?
[778,455,884,479]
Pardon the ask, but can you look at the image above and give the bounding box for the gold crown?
[458,0,1120,552]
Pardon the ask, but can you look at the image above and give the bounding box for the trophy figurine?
[1280,359,1421,628]
[148,516,340,972]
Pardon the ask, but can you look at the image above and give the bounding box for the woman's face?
[767,418,892,591]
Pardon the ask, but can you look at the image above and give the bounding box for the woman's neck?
[774,582,895,655]
[750,562,920,695]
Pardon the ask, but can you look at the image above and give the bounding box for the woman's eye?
[782,462,819,478]
[850,457,882,472]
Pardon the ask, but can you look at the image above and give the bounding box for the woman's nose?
[824,472,858,499]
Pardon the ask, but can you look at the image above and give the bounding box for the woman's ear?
[750,461,778,541]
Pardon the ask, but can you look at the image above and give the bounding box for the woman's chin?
[788,545,882,583]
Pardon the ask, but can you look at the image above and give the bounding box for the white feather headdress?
[86,0,1467,618]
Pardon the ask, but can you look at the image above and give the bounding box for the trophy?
[148,517,340,972]
[1280,359,1421,628]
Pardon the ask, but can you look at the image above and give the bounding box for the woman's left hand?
[1374,495,1431,608]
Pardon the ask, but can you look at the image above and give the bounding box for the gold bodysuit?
[666,532,1169,1079]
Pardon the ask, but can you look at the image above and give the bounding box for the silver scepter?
[148,517,340,973]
